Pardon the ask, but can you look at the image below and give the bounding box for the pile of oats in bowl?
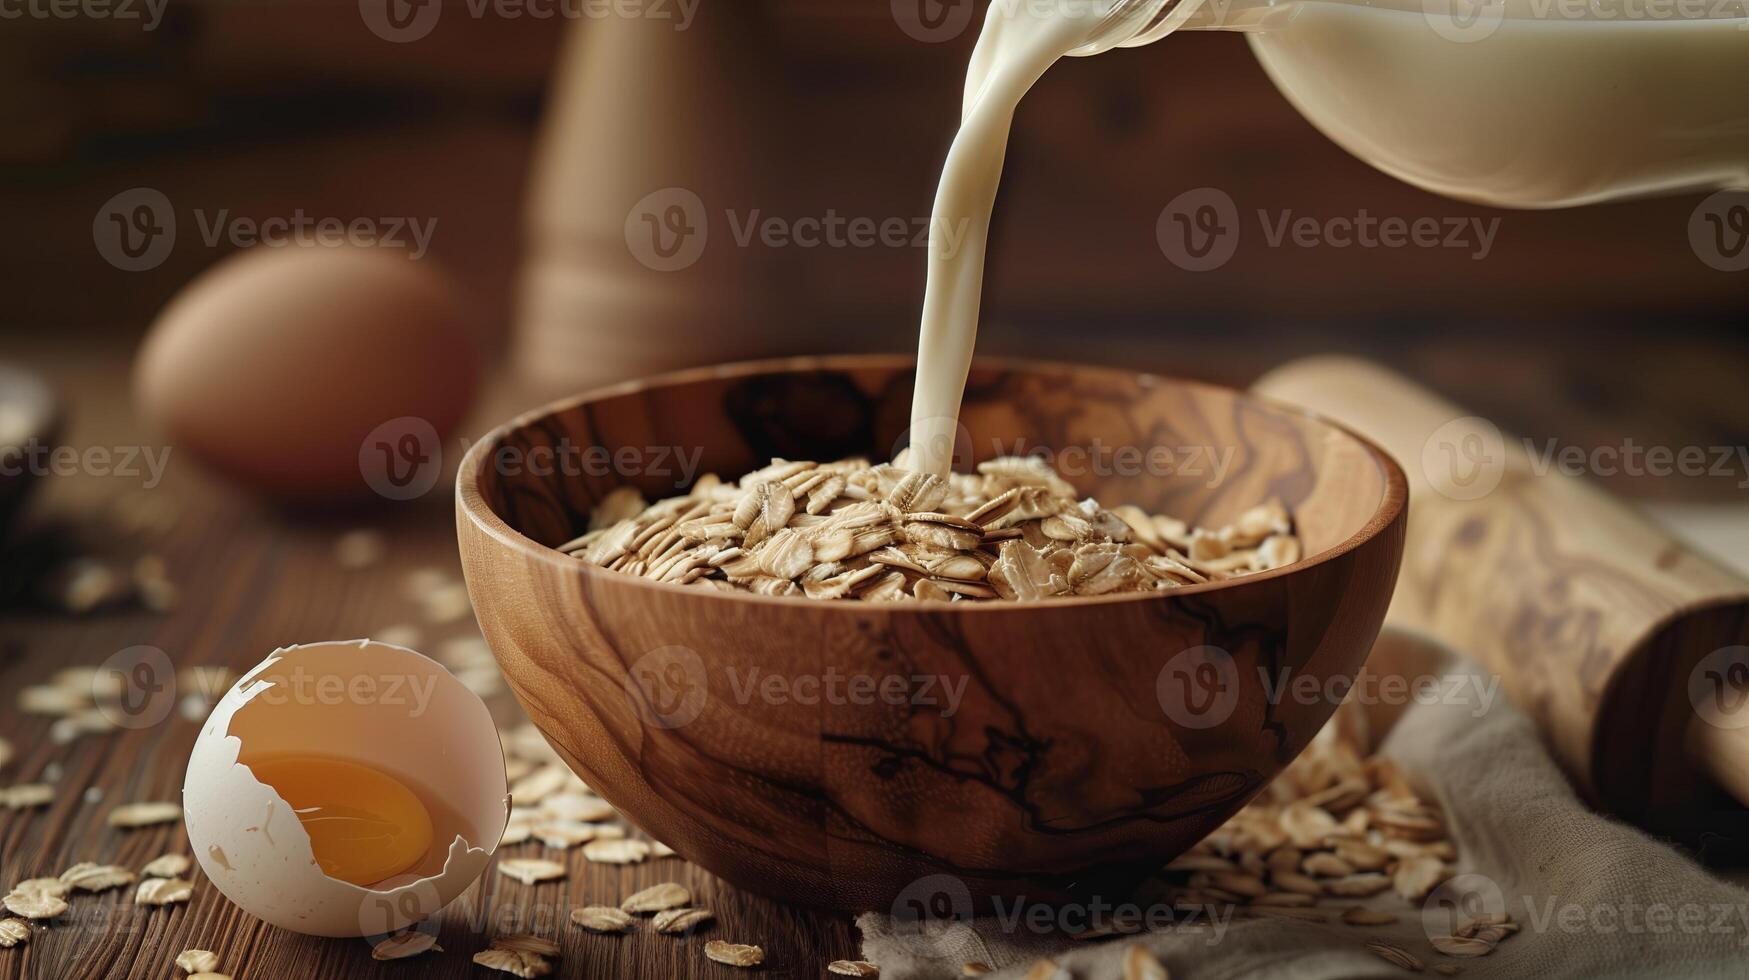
[564,455,1301,601]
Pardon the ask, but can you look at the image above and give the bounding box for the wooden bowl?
[456,356,1407,912]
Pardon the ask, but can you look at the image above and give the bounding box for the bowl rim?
[456,354,1408,613]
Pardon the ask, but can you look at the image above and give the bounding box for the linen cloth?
[857,629,1749,979]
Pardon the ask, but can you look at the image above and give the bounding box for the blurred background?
[2,0,1746,515]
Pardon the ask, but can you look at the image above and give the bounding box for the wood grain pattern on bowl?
[456,356,1407,911]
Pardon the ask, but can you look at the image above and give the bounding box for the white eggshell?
[183,640,508,938]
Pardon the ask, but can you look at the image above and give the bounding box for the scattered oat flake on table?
[650,840,677,858]
[19,684,89,715]
[496,859,566,885]
[375,624,424,650]
[372,931,441,960]
[472,948,552,979]
[9,879,69,900]
[651,907,713,935]
[108,801,183,828]
[0,784,54,809]
[533,820,596,849]
[620,882,690,913]
[1,891,65,920]
[176,949,221,972]
[135,877,194,906]
[1431,936,1495,958]
[142,853,192,878]
[0,919,31,947]
[493,935,561,957]
[187,974,233,980]
[828,961,880,978]
[334,529,387,569]
[570,906,634,933]
[1366,940,1425,971]
[420,582,475,624]
[50,709,116,744]
[703,940,764,968]
[1122,945,1168,980]
[541,792,615,823]
[961,964,992,977]
[60,863,136,892]
[510,766,570,807]
[1023,958,1070,980]
[582,838,649,865]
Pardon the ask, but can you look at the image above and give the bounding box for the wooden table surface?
[5,333,1749,980]
[0,347,863,980]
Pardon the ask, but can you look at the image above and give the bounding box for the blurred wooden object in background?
[1,0,1742,379]
[514,4,797,393]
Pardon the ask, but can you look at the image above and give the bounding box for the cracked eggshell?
[183,640,508,937]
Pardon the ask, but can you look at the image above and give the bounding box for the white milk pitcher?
[1087,0,1749,207]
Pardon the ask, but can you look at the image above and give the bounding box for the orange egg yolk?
[247,755,434,887]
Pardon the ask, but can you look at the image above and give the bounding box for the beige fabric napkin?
[857,629,1749,979]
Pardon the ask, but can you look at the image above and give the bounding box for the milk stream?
[905,3,1112,479]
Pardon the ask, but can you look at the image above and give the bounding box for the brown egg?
[135,247,481,500]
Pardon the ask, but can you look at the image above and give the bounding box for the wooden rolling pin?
[1255,356,1749,847]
